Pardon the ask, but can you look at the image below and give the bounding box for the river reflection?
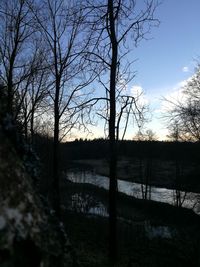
[66,169,200,214]
[70,193,108,217]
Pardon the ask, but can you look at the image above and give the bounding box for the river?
[65,169,200,215]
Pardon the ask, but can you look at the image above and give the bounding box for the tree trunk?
[52,82,61,218]
[7,33,19,117]
[7,66,14,116]
[108,0,118,262]
[30,108,35,144]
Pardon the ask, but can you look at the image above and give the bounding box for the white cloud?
[130,85,149,106]
[182,66,189,72]
[130,85,143,96]
[129,71,197,140]
[146,78,192,140]
[158,77,193,114]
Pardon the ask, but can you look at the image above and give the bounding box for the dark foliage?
[60,139,200,162]
[0,83,40,185]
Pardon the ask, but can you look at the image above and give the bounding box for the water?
[66,169,200,214]
[70,193,108,217]
[64,168,200,240]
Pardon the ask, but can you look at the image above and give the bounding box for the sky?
[74,0,200,141]
[128,0,200,140]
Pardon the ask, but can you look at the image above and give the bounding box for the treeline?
[61,139,200,160]
[62,139,200,161]
[34,134,200,162]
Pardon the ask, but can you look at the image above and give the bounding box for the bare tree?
[0,0,51,144]
[167,121,187,207]
[0,0,34,117]
[29,0,97,217]
[16,39,50,143]
[83,0,159,261]
[164,66,200,141]
[135,128,157,141]
[134,128,156,200]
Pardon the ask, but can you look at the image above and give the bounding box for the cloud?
[130,85,149,106]
[130,85,143,95]
[182,66,189,72]
[148,79,191,137]
[159,82,187,114]
[160,75,196,113]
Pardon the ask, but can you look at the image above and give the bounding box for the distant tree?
[167,121,187,207]
[166,120,180,141]
[165,66,200,141]
[145,129,157,141]
[134,128,156,200]
[134,128,157,141]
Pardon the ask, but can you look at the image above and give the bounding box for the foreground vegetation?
[64,212,200,267]
[61,181,200,267]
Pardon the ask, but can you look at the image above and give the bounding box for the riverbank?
[61,180,200,224]
[60,159,200,266]
[61,180,200,267]
[68,158,200,193]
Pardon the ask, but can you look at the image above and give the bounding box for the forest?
[0,0,200,266]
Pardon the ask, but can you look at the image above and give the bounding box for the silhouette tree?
[83,0,159,262]
[29,0,97,217]
[0,0,36,118]
[134,128,156,200]
[165,66,200,141]
[167,122,187,207]
[15,38,50,143]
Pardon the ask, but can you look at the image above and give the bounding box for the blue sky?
[76,0,200,140]
[134,0,200,91]
[126,0,200,139]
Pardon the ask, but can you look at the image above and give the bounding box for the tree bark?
[108,0,118,262]
[30,107,35,144]
[52,79,61,218]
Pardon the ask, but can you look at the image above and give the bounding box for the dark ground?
[60,180,200,267]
